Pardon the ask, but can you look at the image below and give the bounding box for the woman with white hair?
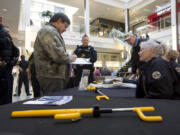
[137,39,175,99]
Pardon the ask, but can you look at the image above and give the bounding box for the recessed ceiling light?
[2,9,7,12]
[156,5,161,8]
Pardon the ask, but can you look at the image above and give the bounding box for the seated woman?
[166,49,180,76]
[137,39,175,99]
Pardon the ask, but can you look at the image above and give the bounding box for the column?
[125,8,129,33]
[25,0,31,54]
[84,0,90,36]
[171,0,179,50]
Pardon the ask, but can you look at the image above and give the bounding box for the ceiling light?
[156,5,161,8]
[78,16,92,20]
[2,9,7,12]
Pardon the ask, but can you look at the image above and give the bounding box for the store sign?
[157,7,171,16]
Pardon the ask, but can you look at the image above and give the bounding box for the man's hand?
[19,67,23,72]
[71,55,77,62]
[129,74,137,80]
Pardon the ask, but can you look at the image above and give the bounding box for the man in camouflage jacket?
[34,13,76,95]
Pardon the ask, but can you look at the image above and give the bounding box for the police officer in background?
[0,24,19,105]
[73,34,97,86]
[17,55,31,96]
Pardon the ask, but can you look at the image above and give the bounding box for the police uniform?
[73,45,97,86]
[137,57,175,99]
[18,59,30,96]
[0,24,19,105]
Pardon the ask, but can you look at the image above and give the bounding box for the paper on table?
[89,82,136,89]
[71,58,92,65]
[23,96,73,106]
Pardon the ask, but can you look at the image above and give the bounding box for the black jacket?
[130,38,146,74]
[138,57,175,99]
[0,24,19,65]
[169,60,180,98]
[74,45,97,64]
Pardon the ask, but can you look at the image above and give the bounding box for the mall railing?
[67,23,114,38]
[136,16,172,35]
[111,29,132,71]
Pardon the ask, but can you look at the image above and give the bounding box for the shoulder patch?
[175,67,180,73]
[152,71,161,79]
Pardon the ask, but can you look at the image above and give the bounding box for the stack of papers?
[23,96,73,105]
[88,82,136,89]
[72,58,92,65]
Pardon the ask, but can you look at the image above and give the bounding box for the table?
[0,87,180,135]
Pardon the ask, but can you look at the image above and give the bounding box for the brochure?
[23,96,73,105]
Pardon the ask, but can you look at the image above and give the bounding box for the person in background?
[94,67,101,78]
[101,66,111,76]
[166,49,180,73]
[34,13,76,95]
[124,33,146,80]
[28,53,42,97]
[166,49,180,98]
[17,55,31,96]
[73,34,97,86]
[0,24,19,105]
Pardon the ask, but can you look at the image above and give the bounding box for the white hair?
[140,39,164,57]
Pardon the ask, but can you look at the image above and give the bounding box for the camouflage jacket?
[34,24,72,79]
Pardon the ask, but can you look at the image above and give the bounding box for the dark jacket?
[138,57,175,99]
[169,60,180,77]
[0,24,19,66]
[130,38,145,74]
[169,60,180,98]
[74,45,97,69]
[74,45,97,63]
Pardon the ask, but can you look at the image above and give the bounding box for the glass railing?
[136,16,172,35]
[111,29,132,70]
[67,23,114,38]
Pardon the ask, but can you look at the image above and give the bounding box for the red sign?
[148,3,180,24]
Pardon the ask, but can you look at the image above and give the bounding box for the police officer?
[138,39,178,99]
[18,55,31,96]
[73,34,97,86]
[0,24,19,105]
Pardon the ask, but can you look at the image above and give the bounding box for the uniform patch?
[81,53,85,57]
[152,71,161,79]
[175,67,180,73]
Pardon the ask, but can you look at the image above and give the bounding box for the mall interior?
[0,0,180,101]
[1,0,179,70]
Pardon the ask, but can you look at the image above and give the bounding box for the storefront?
[148,3,180,31]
